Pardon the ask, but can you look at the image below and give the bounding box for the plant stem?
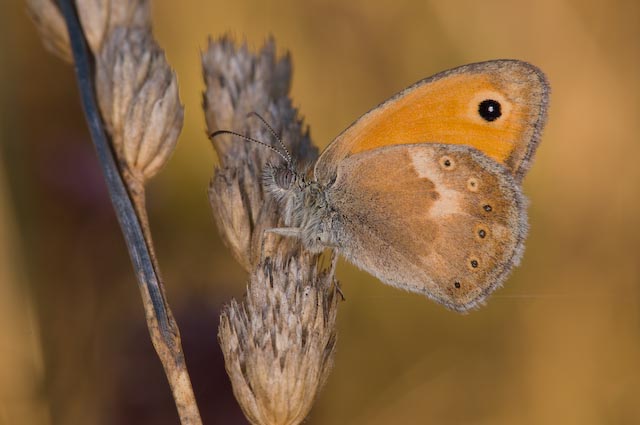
[56,1,202,423]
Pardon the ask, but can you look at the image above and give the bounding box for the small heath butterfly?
[217,60,549,312]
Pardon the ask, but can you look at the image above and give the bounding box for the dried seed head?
[202,38,288,163]
[203,37,317,269]
[219,255,339,425]
[77,0,151,54]
[204,38,340,425]
[28,0,151,60]
[96,27,183,181]
[27,0,72,62]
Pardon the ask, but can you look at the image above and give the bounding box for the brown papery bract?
[27,0,72,61]
[27,0,150,59]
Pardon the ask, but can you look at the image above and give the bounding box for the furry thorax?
[263,163,341,253]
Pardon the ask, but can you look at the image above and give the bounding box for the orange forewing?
[348,74,522,161]
[315,60,549,183]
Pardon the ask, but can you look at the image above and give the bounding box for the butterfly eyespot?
[483,204,493,212]
[475,224,489,240]
[467,177,479,192]
[478,99,502,122]
[467,256,480,271]
[439,156,455,170]
[454,281,461,289]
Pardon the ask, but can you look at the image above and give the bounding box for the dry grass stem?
[28,1,200,424]
[203,37,341,425]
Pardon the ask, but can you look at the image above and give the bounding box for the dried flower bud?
[219,255,339,425]
[27,0,72,62]
[77,0,151,54]
[208,167,258,271]
[203,37,318,269]
[96,27,183,181]
[28,0,151,61]
[204,38,341,425]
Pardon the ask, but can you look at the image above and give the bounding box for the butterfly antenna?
[247,112,293,163]
[209,130,290,163]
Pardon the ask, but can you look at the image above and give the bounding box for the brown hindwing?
[327,143,527,311]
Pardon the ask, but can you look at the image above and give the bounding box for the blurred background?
[1,0,638,424]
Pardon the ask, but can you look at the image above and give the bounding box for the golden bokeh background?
[1,0,639,424]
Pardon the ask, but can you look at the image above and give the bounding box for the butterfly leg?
[264,227,303,237]
[260,227,301,258]
[256,227,302,264]
[263,227,341,253]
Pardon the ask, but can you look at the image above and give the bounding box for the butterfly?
[214,59,549,312]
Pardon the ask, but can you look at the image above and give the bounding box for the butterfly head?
[209,113,334,251]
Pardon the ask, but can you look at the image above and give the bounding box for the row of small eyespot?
[437,154,494,290]
[437,155,488,194]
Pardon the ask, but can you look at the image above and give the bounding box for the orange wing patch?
[315,60,549,183]
[348,74,523,162]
